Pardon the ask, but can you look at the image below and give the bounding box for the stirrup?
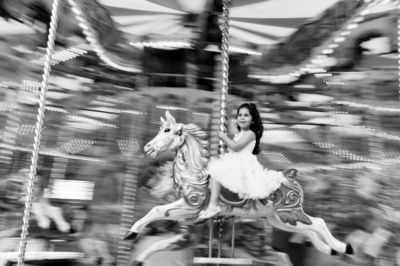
[196,206,221,220]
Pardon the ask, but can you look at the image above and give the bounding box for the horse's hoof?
[192,216,208,224]
[272,246,283,253]
[331,249,338,256]
[304,241,312,247]
[124,231,138,241]
[131,260,143,266]
[345,243,354,255]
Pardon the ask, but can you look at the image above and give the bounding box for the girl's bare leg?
[194,179,222,221]
[208,178,221,207]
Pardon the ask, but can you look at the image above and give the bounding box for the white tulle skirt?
[207,152,285,199]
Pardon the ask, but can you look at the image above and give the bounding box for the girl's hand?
[218,131,227,141]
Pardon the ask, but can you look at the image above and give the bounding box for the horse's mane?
[183,123,209,171]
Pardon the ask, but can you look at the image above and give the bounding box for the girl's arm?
[219,130,255,152]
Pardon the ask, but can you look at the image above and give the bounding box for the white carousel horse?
[0,169,71,233]
[124,111,353,265]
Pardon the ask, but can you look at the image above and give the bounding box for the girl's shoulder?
[242,130,256,139]
[235,130,255,142]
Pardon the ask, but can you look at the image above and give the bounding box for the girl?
[197,103,285,220]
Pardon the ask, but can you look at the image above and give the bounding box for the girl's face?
[237,107,252,130]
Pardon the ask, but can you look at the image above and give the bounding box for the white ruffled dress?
[207,131,285,199]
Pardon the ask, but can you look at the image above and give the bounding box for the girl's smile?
[237,108,252,130]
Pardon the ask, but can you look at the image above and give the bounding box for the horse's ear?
[160,116,167,126]
[165,111,176,125]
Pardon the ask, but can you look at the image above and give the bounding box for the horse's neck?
[175,144,199,174]
[174,143,208,187]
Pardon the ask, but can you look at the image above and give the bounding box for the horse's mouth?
[146,148,158,158]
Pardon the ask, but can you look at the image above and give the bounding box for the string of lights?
[156,105,189,111]
[0,143,104,162]
[251,0,390,83]
[261,151,292,164]
[117,138,142,157]
[67,115,118,128]
[30,47,87,66]
[60,139,96,154]
[332,101,400,113]
[129,41,191,50]
[68,0,141,73]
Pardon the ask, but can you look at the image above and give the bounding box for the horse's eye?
[164,128,170,133]
[176,130,182,136]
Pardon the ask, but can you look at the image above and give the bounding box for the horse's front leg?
[130,224,198,266]
[124,198,201,241]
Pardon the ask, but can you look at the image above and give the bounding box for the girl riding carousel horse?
[197,103,285,220]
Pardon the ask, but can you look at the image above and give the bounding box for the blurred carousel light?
[334,37,346,43]
[0,102,18,111]
[346,24,358,30]
[313,142,336,149]
[16,124,36,136]
[69,0,141,73]
[21,80,41,92]
[61,139,96,154]
[47,180,94,201]
[290,124,319,130]
[67,115,118,128]
[322,48,334,55]
[339,72,367,81]
[156,105,189,111]
[176,0,207,13]
[30,47,87,66]
[0,143,104,162]
[229,46,262,56]
[332,149,374,162]
[261,151,292,164]
[117,138,142,157]
[205,44,261,55]
[353,17,364,23]
[193,112,211,117]
[130,41,191,49]
[314,73,332,78]
[119,110,147,115]
[45,106,69,113]
[340,31,351,36]
[332,100,400,113]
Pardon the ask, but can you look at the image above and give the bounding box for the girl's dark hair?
[235,103,264,155]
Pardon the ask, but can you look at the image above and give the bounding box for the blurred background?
[0,0,399,265]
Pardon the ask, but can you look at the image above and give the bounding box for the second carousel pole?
[17,0,60,265]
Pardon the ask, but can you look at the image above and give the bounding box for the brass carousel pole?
[218,0,231,155]
[217,0,231,260]
[17,0,60,265]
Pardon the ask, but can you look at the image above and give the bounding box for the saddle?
[219,169,297,207]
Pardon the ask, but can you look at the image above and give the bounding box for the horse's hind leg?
[131,224,198,266]
[267,215,332,254]
[307,216,350,254]
[268,214,348,254]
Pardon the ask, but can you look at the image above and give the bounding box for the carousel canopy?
[100,0,341,48]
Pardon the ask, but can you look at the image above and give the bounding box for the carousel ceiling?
[0,0,399,172]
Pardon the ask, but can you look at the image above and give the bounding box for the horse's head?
[145,111,186,157]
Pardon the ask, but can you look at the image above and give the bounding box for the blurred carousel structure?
[0,0,399,266]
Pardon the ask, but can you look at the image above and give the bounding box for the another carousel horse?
[0,169,71,234]
[124,111,353,264]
